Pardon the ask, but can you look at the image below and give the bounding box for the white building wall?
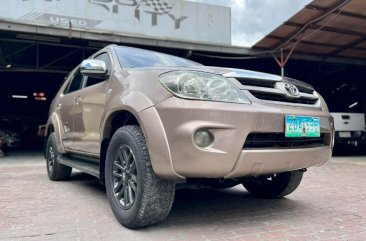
[0,0,231,45]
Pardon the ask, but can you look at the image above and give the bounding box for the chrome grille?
[234,77,319,106]
[250,91,318,105]
[237,78,274,88]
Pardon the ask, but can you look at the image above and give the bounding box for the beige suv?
[45,45,334,228]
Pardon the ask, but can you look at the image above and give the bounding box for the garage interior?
[0,0,365,153]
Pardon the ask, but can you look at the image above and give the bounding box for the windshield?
[114,46,202,68]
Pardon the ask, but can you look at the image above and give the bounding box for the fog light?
[194,129,213,148]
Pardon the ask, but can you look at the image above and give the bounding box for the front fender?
[138,106,184,180]
[101,91,183,180]
[101,91,155,140]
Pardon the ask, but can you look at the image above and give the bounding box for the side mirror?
[80,59,107,79]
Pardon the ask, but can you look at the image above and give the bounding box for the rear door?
[56,67,84,149]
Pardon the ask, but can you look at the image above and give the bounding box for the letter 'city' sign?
[88,0,188,29]
[1,0,231,44]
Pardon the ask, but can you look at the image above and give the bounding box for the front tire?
[105,125,175,229]
[45,133,72,181]
[243,170,304,199]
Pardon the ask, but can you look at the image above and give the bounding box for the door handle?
[56,103,62,110]
[74,97,82,104]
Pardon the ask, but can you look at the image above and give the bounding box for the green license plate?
[285,115,320,138]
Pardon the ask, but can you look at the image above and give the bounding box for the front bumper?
[141,97,333,180]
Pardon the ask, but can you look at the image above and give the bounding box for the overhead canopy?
[253,0,366,65]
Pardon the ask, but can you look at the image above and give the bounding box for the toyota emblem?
[284,83,299,96]
[275,82,300,97]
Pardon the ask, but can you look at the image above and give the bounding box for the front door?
[72,81,109,154]
[72,52,112,155]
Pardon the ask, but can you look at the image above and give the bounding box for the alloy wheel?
[112,145,138,209]
[48,146,55,172]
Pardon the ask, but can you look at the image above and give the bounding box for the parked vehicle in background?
[0,129,21,157]
[0,116,42,151]
[0,129,21,148]
[331,113,365,147]
[327,84,365,147]
[45,45,334,229]
[0,117,24,151]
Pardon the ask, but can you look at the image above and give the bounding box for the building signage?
[0,0,231,45]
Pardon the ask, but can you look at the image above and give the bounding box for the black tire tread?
[106,125,175,229]
[243,170,303,199]
[279,171,303,197]
[46,133,72,181]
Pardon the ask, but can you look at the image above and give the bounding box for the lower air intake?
[244,133,328,149]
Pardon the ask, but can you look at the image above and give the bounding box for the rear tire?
[243,170,303,199]
[105,125,175,229]
[45,133,72,181]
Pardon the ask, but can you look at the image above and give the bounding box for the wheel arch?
[44,124,54,159]
[100,106,184,184]
[45,113,65,157]
[99,109,142,184]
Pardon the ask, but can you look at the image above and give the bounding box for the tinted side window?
[65,68,83,94]
[84,53,112,88]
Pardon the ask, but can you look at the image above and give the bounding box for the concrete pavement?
[1,151,365,241]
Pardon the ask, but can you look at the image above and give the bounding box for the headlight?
[159,71,251,104]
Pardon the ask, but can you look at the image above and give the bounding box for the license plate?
[339,131,351,138]
[285,115,320,138]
